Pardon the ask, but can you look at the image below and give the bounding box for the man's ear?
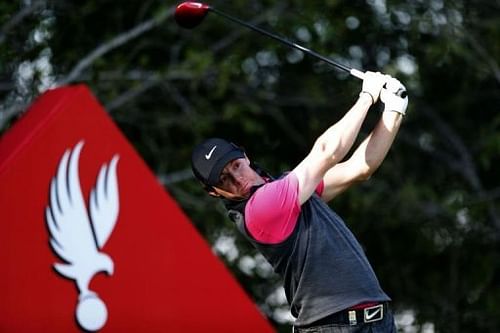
[208,190,221,197]
[207,185,222,197]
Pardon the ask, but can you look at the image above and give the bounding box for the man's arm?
[320,78,409,202]
[291,72,388,205]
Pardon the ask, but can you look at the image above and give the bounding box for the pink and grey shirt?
[226,172,390,326]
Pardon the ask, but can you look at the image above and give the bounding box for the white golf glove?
[380,78,408,116]
[360,71,388,104]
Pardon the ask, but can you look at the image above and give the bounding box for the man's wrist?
[359,91,374,105]
[383,108,406,116]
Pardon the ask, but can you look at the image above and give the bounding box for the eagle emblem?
[45,141,120,331]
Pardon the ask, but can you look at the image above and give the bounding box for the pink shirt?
[244,173,324,244]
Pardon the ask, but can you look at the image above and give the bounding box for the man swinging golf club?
[191,72,408,332]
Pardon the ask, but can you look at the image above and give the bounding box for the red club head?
[175,2,210,29]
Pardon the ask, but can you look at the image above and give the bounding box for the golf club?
[174,2,407,98]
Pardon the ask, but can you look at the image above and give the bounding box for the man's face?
[212,157,265,199]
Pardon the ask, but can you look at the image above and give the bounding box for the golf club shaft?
[209,7,365,80]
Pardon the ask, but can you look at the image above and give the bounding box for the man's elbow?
[314,133,348,166]
[355,162,380,181]
[356,170,372,182]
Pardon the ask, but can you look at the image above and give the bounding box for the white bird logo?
[45,140,120,332]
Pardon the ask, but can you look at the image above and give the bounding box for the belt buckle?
[363,304,383,323]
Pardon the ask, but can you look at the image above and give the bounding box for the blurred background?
[1,0,499,332]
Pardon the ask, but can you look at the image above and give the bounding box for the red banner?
[0,85,275,332]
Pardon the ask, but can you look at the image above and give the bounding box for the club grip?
[350,68,365,80]
[350,69,407,98]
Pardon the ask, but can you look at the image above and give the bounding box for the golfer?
[191,72,408,332]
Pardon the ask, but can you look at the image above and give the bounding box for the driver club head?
[174,2,211,29]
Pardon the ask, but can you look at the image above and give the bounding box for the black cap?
[191,138,245,186]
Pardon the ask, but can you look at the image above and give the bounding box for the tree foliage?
[1,1,499,332]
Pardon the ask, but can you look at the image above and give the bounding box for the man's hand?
[380,78,409,115]
[360,71,388,104]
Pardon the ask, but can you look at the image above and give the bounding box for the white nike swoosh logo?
[365,308,381,320]
[205,146,217,160]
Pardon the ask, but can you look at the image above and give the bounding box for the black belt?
[299,303,388,328]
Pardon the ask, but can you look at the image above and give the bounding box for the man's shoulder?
[245,172,302,244]
[252,172,297,197]
[246,173,299,214]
